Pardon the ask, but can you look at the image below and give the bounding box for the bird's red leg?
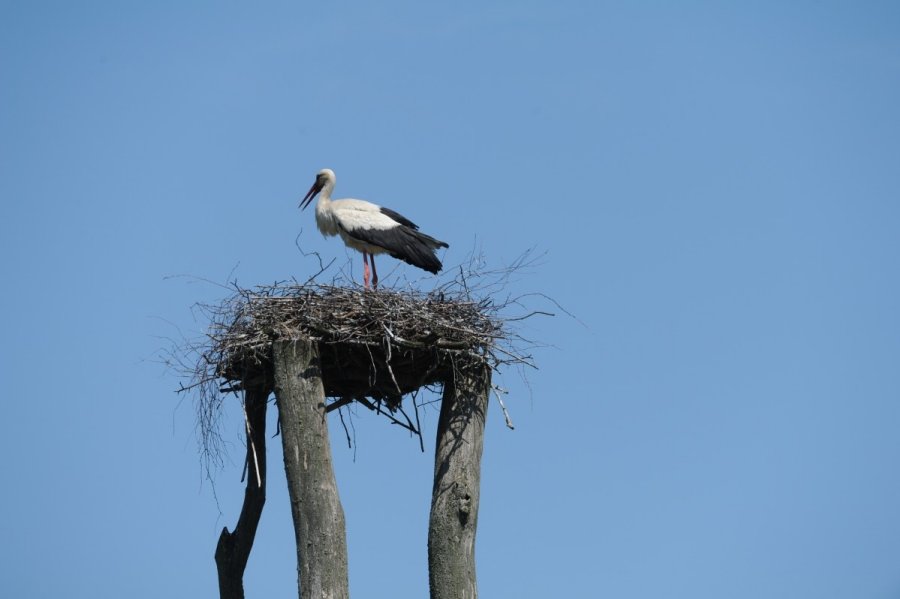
[371,255,379,289]
[362,252,370,289]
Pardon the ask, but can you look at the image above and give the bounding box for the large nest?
[211,283,502,404]
[171,251,550,465]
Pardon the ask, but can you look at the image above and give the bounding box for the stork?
[300,168,449,289]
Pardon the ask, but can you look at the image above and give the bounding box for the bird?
[300,168,449,289]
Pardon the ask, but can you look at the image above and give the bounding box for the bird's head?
[300,168,336,210]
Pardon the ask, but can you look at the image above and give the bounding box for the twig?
[337,405,353,449]
[492,385,515,430]
[243,396,262,487]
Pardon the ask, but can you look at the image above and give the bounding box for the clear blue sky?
[2,2,900,597]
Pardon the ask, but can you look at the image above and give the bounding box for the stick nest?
[169,250,549,467]
[210,283,504,404]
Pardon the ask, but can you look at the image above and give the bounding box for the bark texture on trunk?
[214,384,269,599]
[428,360,491,599]
[273,339,349,599]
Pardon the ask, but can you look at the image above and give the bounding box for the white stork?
[300,168,449,289]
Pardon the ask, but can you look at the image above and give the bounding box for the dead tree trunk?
[428,360,491,599]
[215,383,270,599]
[273,339,349,599]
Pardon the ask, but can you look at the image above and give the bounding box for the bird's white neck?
[318,178,335,203]
[314,181,340,237]
[314,179,334,213]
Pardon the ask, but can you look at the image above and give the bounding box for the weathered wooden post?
[214,383,271,599]
[273,338,350,599]
[428,359,491,599]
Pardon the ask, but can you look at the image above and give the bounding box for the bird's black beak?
[300,179,323,210]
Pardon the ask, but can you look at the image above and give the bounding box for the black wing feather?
[344,223,449,274]
[380,206,419,230]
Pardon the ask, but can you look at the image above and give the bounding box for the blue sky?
[2,2,900,597]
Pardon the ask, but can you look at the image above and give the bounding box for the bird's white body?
[300,168,448,288]
[315,197,398,255]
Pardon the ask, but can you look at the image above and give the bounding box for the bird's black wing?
[343,223,447,274]
[380,207,419,230]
